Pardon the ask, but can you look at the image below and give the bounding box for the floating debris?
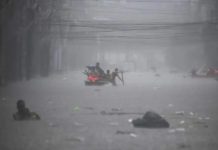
[204,117,211,120]
[198,117,203,120]
[168,104,174,107]
[65,136,85,143]
[130,133,138,138]
[94,89,100,92]
[111,108,121,111]
[153,86,160,90]
[100,111,143,116]
[116,131,138,138]
[175,111,185,115]
[180,120,185,124]
[175,128,185,132]
[189,112,194,116]
[194,120,209,128]
[73,106,80,111]
[155,73,160,77]
[169,128,186,133]
[116,130,132,134]
[203,124,209,128]
[83,106,94,110]
[168,129,176,133]
[177,143,191,149]
[62,77,67,81]
[48,122,56,127]
[116,130,136,137]
[128,118,133,123]
[100,110,107,115]
[47,100,53,104]
[45,139,50,144]
[73,122,83,127]
[109,122,119,126]
[183,75,187,78]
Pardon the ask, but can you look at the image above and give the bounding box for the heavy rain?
[0,0,218,150]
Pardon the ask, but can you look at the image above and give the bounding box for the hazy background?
[0,0,218,84]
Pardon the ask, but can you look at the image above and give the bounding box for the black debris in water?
[132,111,170,128]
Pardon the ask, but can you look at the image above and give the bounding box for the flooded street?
[1,71,218,150]
[1,0,218,150]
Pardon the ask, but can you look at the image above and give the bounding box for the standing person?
[105,69,111,80]
[95,62,105,77]
[111,68,123,86]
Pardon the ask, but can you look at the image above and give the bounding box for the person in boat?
[95,62,105,77]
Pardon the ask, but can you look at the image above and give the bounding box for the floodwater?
[0,71,217,150]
